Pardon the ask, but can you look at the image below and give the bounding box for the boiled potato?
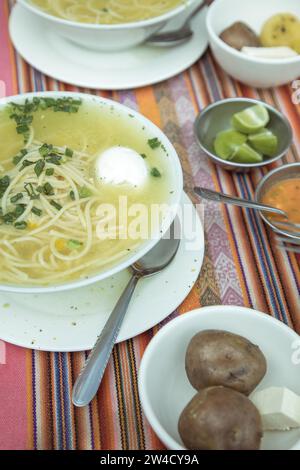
[178,386,263,450]
[220,22,260,50]
[260,13,300,50]
[185,330,267,395]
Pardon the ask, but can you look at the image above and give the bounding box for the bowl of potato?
[206,0,300,87]
[138,305,300,450]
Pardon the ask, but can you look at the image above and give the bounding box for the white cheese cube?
[242,47,298,59]
[251,387,300,431]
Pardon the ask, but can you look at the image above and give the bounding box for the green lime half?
[214,129,247,160]
[232,105,270,134]
[248,129,278,157]
[230,143,263,163]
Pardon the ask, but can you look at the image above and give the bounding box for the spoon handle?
[194,186,287,217]
[183,0,214,26]
[72,274,140,407]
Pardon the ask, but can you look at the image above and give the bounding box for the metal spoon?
[72,220,180,407]
[194,187,288,217]
[146,0,211,46]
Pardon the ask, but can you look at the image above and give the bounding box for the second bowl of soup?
[0,91,182,293]
[18,0,195,51]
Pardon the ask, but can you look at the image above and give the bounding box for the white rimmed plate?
[9,1,208,90]
[0,192,204,352]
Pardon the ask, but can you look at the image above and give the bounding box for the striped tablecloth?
[0,0,299,451]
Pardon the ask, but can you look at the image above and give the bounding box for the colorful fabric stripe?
[0,0,299,450]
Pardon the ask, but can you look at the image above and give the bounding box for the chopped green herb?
[10,193,23,203]
[2,212,15,225]
[31,207,42,217]
[14,221,27,230]
[150,167,161,177]
[8,97,82,144]
[24,182,40,200]
[45,168,54,176]
[14,204,26,217]
[16,124,30,135]
[43,182,54,196]
[79,186,92,198]
[13,155,23,166]
[67,239,83,250]
[46,155,61,165]
[36,186,43,194]
[13,149,28,166]
[140,153,147,159]
[50,200,62,211]
[148,137,161,149]
[0,176,10,198]
[39,143,53,158]
[70,190,75,201]
[34,159,45,177]
[20,159,35,171]
[65,147,73,158]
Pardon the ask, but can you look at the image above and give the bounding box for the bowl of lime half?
[194,98,293,172]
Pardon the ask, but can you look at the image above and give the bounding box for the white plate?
[9,2,208,90]
[139,306,300,451]
[0,193,204,352]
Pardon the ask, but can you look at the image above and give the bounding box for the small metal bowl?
[255,163,300,240]
[194,98,293,172]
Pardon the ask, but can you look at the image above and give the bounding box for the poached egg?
[96,146,148,187]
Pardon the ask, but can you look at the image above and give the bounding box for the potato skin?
[185,330,267,395]
[220,22,260,50]
[178,386,263,450]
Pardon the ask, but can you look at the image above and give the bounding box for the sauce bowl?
[255,163,300,240]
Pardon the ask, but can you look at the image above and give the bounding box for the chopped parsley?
[10,193,23,203]
[43,182,54,196]
[45,168,54,176]
[50,200,62,211]
[65,147,73,158]
[24,182,40,200]
[31,207,42,217]
[39,143,53,158]
[0,176,10,198]
[14,221,27,230]
[150,167,161,177]
[34,159,45,177]
[148,137,161,149]
[46,154,62,166]
[8,97,82,143]
[79,186,92,198]
[67,239,83,250]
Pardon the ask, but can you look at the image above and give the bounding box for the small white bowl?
[206,0,300,88]
[0,91,183,294]
[138,306,300,450]
[17,0,195,52]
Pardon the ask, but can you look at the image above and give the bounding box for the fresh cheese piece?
[251,387,300,431]
[242,46,298,59]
